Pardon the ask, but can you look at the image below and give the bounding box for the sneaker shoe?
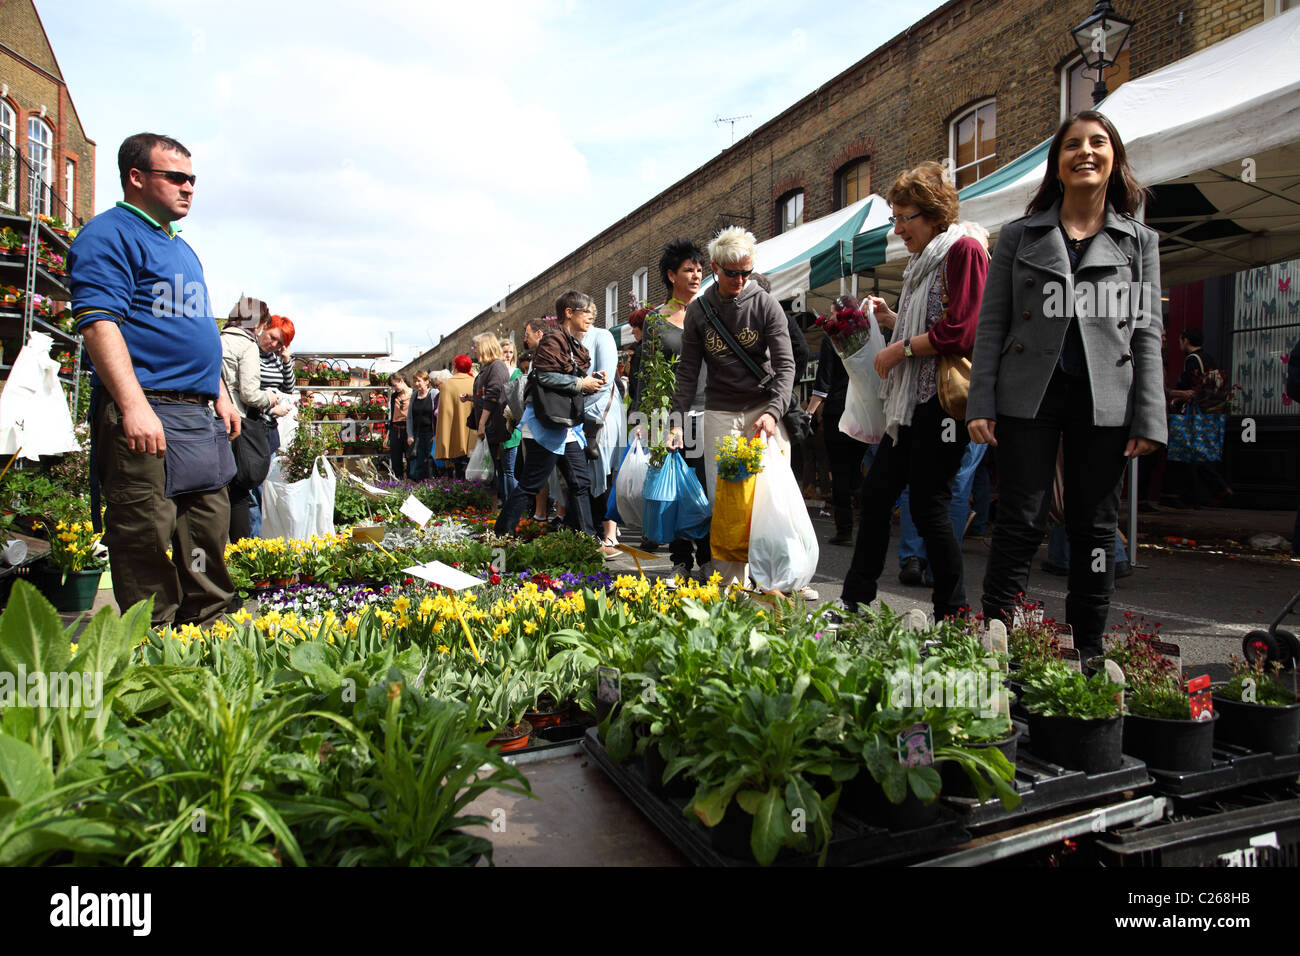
[669,562,692,584]
[1115,560,1134,579]
[1040,560,1069,577]
[828,533,853,547]
[898,557,925,587]
[797,586,820,601]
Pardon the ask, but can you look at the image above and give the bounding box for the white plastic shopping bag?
[837,306,887,445]
[261,456,336,540]
[0,331,79,459]
[466,441,494,482]
[614,436,651,533]
[748,443,819,594]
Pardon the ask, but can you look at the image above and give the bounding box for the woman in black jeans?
[406,371,435,480]
[968,111,1164,663]
[841,163,988,620]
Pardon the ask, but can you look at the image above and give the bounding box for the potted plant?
[1122,673,1218,772]
[31,516,107,612]
[1019,662,1126,773]
[1213,656,1300,755]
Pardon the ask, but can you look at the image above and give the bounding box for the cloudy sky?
[38,0,949,359]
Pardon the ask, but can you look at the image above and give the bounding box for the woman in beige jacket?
[435,354,476,478]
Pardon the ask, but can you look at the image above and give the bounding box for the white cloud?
[39,0,952,353]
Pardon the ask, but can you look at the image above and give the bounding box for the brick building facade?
[403,0,1284,377]
[0,0,96,226]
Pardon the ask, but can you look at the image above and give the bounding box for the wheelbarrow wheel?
[1274,628,1300,668]
[1243,629,1281,667]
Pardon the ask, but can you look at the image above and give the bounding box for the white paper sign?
[399,495,433,527]
[344,471,393,498]
[402,560,484,591]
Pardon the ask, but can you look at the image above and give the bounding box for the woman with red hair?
[435,354,476,478]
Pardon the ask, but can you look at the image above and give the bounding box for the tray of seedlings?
[582,729,971,867]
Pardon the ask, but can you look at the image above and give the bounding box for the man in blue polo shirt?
[70,132,241,627]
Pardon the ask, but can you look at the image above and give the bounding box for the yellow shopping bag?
[710,475,756,563]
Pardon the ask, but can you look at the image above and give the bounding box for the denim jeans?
[495,438,596,538]
[249,487,262,538]
[1047,524,1128,568]
[981,368,1131,658]
[898,440,987,565]
[498,443,519,501]
[844,395,969,619]
[409,430,433,480]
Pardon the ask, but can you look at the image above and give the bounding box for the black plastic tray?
[581,729,969,867]
[1146,744,1300,802]
[942,723,1153,832]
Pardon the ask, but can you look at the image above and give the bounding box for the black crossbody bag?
[699,298,813,443]
[528,332,587,429]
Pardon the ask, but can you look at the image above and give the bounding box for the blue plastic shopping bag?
[642,451,710,542]
[673,453,711,540]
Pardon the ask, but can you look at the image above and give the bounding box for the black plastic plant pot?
[842,775,942,830]
[1122,712,1217,772]
[1212,694,1300,755]
[1026,713,1123,774]
[709,807,756,860]
[642,740,693,798]
[940,733,1018,799]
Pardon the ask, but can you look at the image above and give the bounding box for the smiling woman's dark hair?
[1026,110,1148,217]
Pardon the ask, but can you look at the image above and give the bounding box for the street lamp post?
[1069,1,1135,106]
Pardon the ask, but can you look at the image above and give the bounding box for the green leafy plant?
[637,310,680,468]
[1019,663,1124,719]
[1218,655,1296,707]
[1126,676,1192,720]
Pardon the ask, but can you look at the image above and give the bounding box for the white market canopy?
[851,6,1300,289]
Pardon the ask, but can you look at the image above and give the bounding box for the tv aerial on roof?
[715,114,752,147]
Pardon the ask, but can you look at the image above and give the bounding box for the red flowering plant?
[815,303,874,356]
[1102,612,1178,689]
[1006,596,1066,676]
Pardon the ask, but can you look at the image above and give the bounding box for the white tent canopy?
[854,7,1300,288]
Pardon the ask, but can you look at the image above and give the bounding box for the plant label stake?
[597,666,621,705]
[987,619,1008,668]
[897,722,934,768]
[1150,640,1181,677]
[401,560,484,662]
[1187,674,1214,720]
[1060,647,1082,673]
[613,544,657,576]
[399,494,433,528]
[1056,624,1074,650]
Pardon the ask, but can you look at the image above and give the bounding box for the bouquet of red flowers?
[815,305,875,356]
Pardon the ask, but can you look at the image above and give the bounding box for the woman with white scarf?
[841,162,989,620]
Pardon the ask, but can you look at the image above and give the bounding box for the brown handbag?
[936,256,972,420]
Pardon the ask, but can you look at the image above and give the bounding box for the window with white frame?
[64,159,75,223]
[27,116,54,215]
[1061,50,1131,119]
[777,189,804,234]
[0,102,15,209]
[605,281,619,327]
[949,100,996,189]
[632,267,649,307]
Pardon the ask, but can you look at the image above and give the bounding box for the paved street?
[614,503,1300,673]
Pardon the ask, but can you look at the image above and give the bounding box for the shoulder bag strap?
[699,297,774,390]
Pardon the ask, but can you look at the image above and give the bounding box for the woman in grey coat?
[967,110,1165,664]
